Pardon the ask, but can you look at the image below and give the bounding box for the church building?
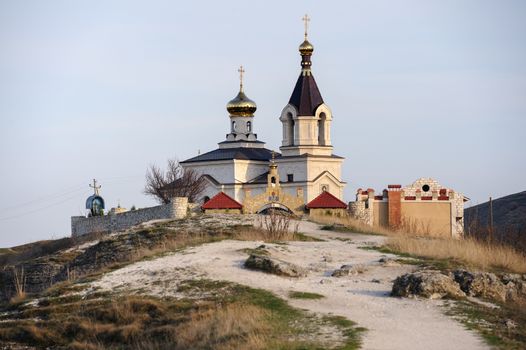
[180,18,346,214]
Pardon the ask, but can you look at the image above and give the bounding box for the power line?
[0,175,143,213]
[0,191,89,222]
[0,184,87,213]
[0,175,145,220]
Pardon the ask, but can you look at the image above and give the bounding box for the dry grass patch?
[386,235,526,274]
[311,213,526,274]
[289,291,325,300]
[0,281,364,350]
[174,303,268,350]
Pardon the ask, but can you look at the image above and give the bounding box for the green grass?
[319,224,384,236]
[322,315,367,350]
[289,291,325,300]
[293,232,325,242]
[445,299,526,349]
[238,245,270,256]
[334,237,353,242]
[358,245,469,271]
[321,224,355,233]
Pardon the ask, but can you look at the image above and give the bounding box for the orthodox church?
[180,19,346,214]
[72,17,467,239]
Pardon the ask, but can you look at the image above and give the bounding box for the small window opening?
[247,121,252,132]
[422,184,430,192]
[287,174,294,182]
[231,121,236,132]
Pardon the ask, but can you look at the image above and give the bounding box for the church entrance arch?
[257,202,293,215]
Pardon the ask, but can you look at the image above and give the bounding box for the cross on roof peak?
[238,65,245,92]
[89,178,101,196]
[302,14,310,39]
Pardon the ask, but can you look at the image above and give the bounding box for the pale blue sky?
[1,0,525,247]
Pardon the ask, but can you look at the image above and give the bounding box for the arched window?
[247,121,252,133]
[287,113,295,146]
[271,176,276,187]
[318,112,326,145]
[231,121,236,132]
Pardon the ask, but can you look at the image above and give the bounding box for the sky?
[0,0,525,247]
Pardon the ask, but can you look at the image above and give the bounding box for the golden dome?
[226,91,257,117]
[299,39,314,55]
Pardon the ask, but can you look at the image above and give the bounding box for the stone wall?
[71,197,188,237]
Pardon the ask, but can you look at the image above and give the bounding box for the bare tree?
[144,158,205,204]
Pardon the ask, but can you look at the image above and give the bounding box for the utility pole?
[488,196,494,240]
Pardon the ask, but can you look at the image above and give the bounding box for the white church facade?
[180,24,346,214]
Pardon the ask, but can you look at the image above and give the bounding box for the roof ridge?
[306,191,347,209]
[201,191,243,210]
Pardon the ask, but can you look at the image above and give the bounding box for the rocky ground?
[2,215,524,349]
[88,219,488,350]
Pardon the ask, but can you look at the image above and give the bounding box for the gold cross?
[238,65,245,91]
[302,14,310,39]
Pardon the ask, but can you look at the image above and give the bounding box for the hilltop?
[0,214,525,349]
[465,191,526,250]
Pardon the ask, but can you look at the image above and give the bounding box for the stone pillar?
[171,197,188,219]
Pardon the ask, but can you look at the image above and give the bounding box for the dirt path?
[92,220,488,350]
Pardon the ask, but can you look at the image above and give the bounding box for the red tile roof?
[306,191,347,209]
[201,192,243,210]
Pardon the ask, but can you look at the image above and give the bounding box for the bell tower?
[275,15,345,203]
[279,14,333,157]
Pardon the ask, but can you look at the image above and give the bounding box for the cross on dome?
[89,178,101,196]
[238,65,245,92]
[302,14,310,39]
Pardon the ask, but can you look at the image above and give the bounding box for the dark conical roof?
[289,73,324,116]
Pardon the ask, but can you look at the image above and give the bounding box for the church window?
[287,113,294,145]
[287,174,294,182]
[232,121,236,132]
[247,121,252,132]
[422,184,430,192]
[318,112,326,145]
[271,176,276,185]
[321,185,328,192]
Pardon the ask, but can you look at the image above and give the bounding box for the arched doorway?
[256,202,293,215]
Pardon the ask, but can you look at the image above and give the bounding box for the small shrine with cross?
[85,179,105,217]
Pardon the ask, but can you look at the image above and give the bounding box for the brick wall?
[388,189,402,230]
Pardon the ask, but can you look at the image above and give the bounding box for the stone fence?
[71,197,188,237]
